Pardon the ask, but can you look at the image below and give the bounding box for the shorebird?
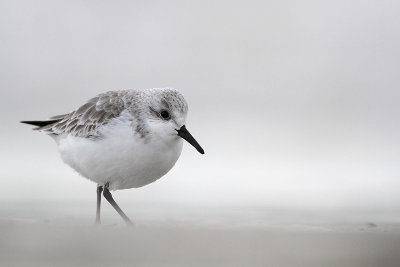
[22,88,204,225]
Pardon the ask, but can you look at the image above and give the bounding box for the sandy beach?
[2,0,400,266]
[1,203,400,267]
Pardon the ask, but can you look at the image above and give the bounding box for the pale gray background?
[1,0,400,216]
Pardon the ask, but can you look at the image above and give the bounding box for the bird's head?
[142,88,204,154]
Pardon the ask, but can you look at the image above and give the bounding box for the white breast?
[56,116,183,190]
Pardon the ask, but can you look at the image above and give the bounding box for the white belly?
[56,121,183,190]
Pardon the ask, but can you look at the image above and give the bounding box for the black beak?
[176,125,205,154]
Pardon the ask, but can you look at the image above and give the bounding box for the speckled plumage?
[38,88,188,140]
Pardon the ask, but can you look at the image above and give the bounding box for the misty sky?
[1,0,399,211]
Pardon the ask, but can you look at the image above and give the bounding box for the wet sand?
[1,203,400,266]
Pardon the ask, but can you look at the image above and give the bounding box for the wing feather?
[43,91,127,138]
[50,114,69,120]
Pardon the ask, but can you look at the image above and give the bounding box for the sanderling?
[21,88,204,225]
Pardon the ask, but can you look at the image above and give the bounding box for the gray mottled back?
[38,88,187,139]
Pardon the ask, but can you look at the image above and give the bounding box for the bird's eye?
[160,110,171,120]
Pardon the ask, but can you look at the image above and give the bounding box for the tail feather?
[21,120,60,128]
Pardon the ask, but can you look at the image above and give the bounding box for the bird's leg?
[103,182,134,226]
[94,184,103,225]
